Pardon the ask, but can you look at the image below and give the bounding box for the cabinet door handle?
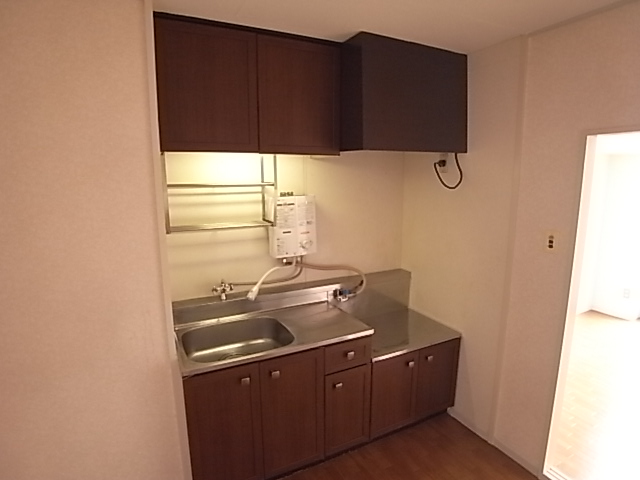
[334,382,343,390]
[346,351,355,360]
[408,361,415,368]
[427,355,434,363]
[270,370,281,379]
[240,377,251,386]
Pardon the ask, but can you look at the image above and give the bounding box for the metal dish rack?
[162,154,278,233]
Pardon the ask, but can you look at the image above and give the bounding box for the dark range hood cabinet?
[340,32,467,153]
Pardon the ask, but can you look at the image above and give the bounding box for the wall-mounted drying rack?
[162,153,278,233]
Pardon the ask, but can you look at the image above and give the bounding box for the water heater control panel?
[268,195,317,258]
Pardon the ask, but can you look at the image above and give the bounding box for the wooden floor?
[546,311,640,480]
[284,414,535,480]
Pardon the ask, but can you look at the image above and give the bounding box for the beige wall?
[402,3,640,474]
[166,151,405,301]
[494,1,640,473]
[401,37,526,439]
[0,1,186,479]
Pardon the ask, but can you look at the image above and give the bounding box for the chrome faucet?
[212,280,234,301]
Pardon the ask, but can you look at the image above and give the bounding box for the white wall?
[592,153,640,320]
[575,136,607,315]
[0,1,186,479]
[166,151,405,301]
[494,2,640,473]
[576,137,640,320]
[401,37,526,439]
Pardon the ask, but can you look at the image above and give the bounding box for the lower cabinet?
[260,349,324,478]
[183,363,263,480]
[183,349,323,480]
[370,338,461,438]
[183,337,459,480]
[370,351,419,438]
[325,364,371,455]
[415,338,461,419]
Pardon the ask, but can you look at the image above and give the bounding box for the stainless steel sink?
[179,316,295,364]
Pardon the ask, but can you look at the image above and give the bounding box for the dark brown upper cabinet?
[154,16,259,152]
[153,14,340,155]
[258,35,340,155]
[341,32,467,153]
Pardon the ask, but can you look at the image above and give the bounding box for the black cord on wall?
[433,153,463,190]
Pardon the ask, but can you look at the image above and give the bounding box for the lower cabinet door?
[260,349,324,478]
[325,364,371,456]
[415,338,461,419]
[183,363,263,480]
[370,351,419,438]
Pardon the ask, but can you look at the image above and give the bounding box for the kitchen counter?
[362,308,461,361]
[176,301,374,377]
[173,273,460,376]
[333,290,461,361]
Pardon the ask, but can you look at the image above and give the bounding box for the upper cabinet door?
[341,32,467,153]
[154,16,259,152]
[257,35,340,155]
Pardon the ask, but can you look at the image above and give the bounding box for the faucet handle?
[212,280,234,300]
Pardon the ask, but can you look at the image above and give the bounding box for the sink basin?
[180,316,295,364]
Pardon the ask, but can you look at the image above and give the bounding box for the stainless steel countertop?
[333,290,461,361]
[361,308,461,361]
[176,301,374,377]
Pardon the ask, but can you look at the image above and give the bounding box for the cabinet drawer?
[324,337,371,374]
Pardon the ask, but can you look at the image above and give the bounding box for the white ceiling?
[152,0,626,53]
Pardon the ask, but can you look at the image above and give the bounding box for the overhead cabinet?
[153,14,340,155]
[341,32,468,153]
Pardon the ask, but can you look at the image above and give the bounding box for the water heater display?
[268,195,317,258]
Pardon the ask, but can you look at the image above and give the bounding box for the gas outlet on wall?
[437,153,448,173]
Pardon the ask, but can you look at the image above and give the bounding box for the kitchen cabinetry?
[183,349,323,480]
[370,338,461,438]
[370,351,419,438]
[183,334,459,479]
[183,363,263,480]
[415,338,461,419]
[153,16,259,152]
[257,35,340,154]
[341,32,467,153]
[325,365,371,455]
[324,338,372,455]
[260,349,324,478]
[153,14,340,155]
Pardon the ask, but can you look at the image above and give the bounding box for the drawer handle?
[427,355,434,363]
[240,377,251,386]
[408,361,415,368]
[334,382,343,390]
[346,351,356,360]
[270,370,280,379]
